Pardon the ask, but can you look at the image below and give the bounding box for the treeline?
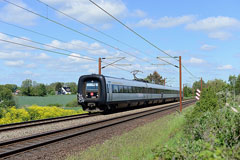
[20,79,77,96]
[183,74,240,98]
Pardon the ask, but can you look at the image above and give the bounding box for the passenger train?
[77,74,181,112]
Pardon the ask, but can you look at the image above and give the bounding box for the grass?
[14,95,77,108]
[67,105,194,160]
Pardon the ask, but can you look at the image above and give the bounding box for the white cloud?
[200,44,216,51]
[26,63,37,68]
[0,0,37,26]
[23,70,33,75]
[0,33,34,51]
[208,31,232,40]
[185,16,240,40]
[47,40,109,55]
[67,53,94,63]
[189,57,204,64]
[133,15,195,28]
[35,53,50,60]
[4,60,24,67]
[0,51,30,60]
[186,16,240,31]
[217,65,233,70]
[41,0,127,24]
[130,9,146,18]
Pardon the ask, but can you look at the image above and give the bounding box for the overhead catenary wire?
[88,0,176,60]
[0,38,132,73]
[36,0,158,60]
[0,31,97,60]
[2,0,154,66]
[88,0,198,78]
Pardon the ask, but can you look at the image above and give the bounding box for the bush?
[0,86,15,108]
[155,86,240,159]
[47,103,62,107]
[0,105,87,125]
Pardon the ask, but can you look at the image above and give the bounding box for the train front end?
[77,74,106,111]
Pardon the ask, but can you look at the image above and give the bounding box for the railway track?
[0,112,101,132]
[0,99,195,159]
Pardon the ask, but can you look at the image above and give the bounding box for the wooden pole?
[201,77,202,91]
[164,78,165,86]
[179,56,182,112]
[98,57,101,75]
[183,84,184,100]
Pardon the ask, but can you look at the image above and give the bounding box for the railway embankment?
[67,87,240,160]
[67,104,193,160]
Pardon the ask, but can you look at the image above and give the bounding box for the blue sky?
[0,0,239,87]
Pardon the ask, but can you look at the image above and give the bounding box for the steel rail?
[0,100,195,158]
[0,113,101,132]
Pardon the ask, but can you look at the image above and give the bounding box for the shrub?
[47,103,62,107]
[155,86,240,159]
[0,105,87,125]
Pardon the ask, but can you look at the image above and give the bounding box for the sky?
[0,0,239,87]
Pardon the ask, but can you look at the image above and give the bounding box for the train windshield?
[86,81,99,90]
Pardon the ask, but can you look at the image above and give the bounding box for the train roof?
[104,75,179,91]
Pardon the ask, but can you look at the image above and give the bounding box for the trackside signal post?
[179,56,182,112]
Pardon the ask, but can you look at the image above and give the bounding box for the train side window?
[132,86,136,93]
[112,85,119,93]
[128,86,132,93]
[123,86,129,93]
[135,87,139,93]
[119,85,124,93]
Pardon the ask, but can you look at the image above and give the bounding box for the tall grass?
[67,106,193,160]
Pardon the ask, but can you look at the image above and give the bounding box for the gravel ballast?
[0,101,181,142]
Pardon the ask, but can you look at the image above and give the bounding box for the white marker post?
[195,89,201,101]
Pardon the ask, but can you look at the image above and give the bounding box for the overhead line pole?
[179,56,182,112]
[99,58,101,75]
[201,77,203,91]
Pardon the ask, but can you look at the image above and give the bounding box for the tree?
[236,74,240,95]
[65,82,77,94]
[21,79,33,96]
[35,84,47,96]
[183,86,193,97]
[206,79,227,93]
[145,71,164,85]
[4,84,17,93]
[0,85,15,108]
[193,80,206,92]
[55,82,63,91]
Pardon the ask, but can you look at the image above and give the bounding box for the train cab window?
[128,86,132,93]
[119,85,124,93]
[123,86,129,93]
[112,85,119,93]
[85,80,100,99]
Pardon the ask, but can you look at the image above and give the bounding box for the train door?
[108,84,113,101]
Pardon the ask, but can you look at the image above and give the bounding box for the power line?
[89,0,176,60]
[3,0,154,65]
[36,0,157,60]
[0,38,132,73]
[0,31,135,73]
[88,0,199,78]
[0,31,97,60]
[182,65,200,79]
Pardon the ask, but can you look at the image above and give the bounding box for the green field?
[14,95,77,107]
